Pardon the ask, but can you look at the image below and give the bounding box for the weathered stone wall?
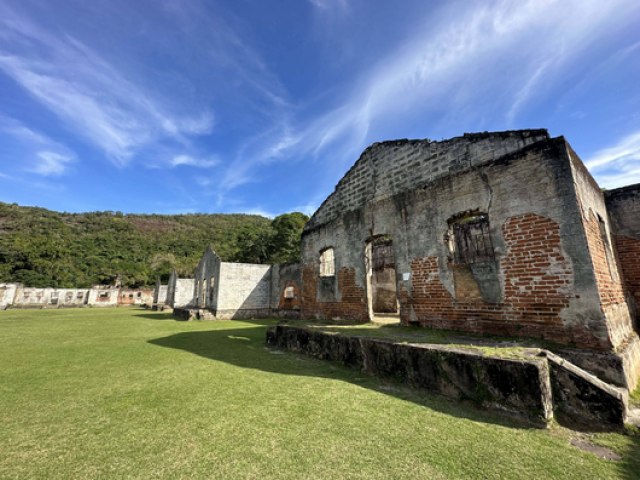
[545,352,628,429]
[270,263,302,317]
[87,287,119,306]
[399,211,601,347]
[301,265,368,322]
[567,147,634,350]
[118,289,154,306]
[194,247,221,309]
[216,262,272,318]
[165,271,195,309]
[172,279,195,308]
[153,280,169,308]
[0,283,19,309]
[372,268,397,313]
[302,134,624,350]
[605,184,640,316]
[306,130,549,230]
[14,287,91,307]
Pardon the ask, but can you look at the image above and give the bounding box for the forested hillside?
[0,202,308,288]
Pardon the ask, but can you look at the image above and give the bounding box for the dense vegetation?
[0,202,308,288]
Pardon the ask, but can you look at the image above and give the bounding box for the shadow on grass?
[622,435,640,480]
[134,312,176,321]
[148,324,539,431]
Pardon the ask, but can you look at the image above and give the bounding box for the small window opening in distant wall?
[446,212,495,264]
[284,286,295,299]
[137,292,142,298]
[77,292,84,299]
[319,248,335,277]
[99,292,110,299]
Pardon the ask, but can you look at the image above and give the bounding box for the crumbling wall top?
[305,129,550,233]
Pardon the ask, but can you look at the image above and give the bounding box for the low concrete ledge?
[266,325,630,430]
[172,307,197,321]
[215,308,274,320]
[266,325,553,426]
[545,351,628,429]
[557,333,640,391]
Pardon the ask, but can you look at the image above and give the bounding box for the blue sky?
[0,0,639,217]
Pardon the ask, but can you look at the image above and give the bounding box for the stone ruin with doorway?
[172,246,302,321]
[297,129,640,393]
[171,128,640,427]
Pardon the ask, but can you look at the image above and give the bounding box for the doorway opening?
[365,235,399,324]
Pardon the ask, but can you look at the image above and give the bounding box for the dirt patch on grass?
[570,437,622,461]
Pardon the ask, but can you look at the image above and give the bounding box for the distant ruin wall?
[172,279,195,308]
[271,263,302,318]
[605,184,640,317]
[215,263,272,318]
[87,288,119,307]
[0,283,19,310]
[119,289,154,306]
[14,287,90,307]
[1,286,162,309]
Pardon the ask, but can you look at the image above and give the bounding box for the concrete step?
[626,408,640,427]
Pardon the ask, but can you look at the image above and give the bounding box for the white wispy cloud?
[320,0,635,145]
[217,0,639,204]
[308,0,350,12]
[0,3,214,165]
[0,115,76,176]
[586,130,640,188]
[171,154,219,168]
[30,151,74,176]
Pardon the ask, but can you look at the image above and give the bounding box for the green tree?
[269,212,309,263]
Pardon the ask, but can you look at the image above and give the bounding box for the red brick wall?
[301,266,368,321]
[582,212,626,307]
[278,281,301,311]
[399,213,610,350]
[615,235,640,309]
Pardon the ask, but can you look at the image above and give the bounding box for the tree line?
[0,202,309,288]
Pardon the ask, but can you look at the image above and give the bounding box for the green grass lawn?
[0,308,638,479]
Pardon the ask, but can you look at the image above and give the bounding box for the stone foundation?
[267,325,629,429]
[172,307,278,320]
[557,333,640,390]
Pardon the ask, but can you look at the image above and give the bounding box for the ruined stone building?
[118,288,154,306]
[164,270,196,310]
[0,283,20,309]
[299,129,640,389]
[152,280,169,310]
[173,247,301,320]
[0,284,153,309]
